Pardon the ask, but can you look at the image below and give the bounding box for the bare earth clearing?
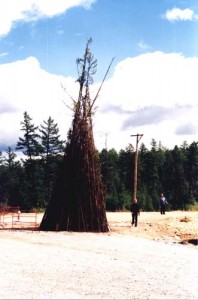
[0,211,198,299]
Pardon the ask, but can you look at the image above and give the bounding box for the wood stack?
[40,39,109,232]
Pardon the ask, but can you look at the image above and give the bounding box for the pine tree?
[186,142,198,203]
[16,111,40,159]
[170,146,188,209]
[40,39,110,231]
[16,111,41,208]
[3,147,25,207]
[39,116,65,206]
[0,151,3,164]
[39,117,65,157]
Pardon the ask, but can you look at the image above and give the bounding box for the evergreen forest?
[0,111,197,212]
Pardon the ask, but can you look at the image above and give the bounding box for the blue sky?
[1,0,198,77]
[0,0,198,153]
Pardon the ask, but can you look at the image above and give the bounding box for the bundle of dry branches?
[40,39,110,232]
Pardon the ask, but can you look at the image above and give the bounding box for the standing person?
[159,193,167,214]
[131,199,140,227]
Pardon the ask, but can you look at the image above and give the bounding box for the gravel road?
[0,230,197,299]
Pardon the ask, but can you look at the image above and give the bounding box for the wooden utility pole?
[105,133,109,150]
[131,133,143,201]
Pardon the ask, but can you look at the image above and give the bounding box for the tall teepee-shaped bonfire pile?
[40,39,109,232]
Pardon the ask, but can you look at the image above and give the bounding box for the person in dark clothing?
[131,199,140,227]
[159,193,168,214]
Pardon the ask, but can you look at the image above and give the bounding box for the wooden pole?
[131,134,143,201]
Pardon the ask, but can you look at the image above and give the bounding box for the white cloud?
[0,56,77,148]
[93,52,198,150]
[0,0,96,37]
[175,123,197,135]
[138,40,151,51]
[0,52,8,57]
[0,51,198,152]
[98,52,198,108]
[163,8,198,22]
[121,105,184,129]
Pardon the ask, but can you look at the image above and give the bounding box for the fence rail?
[0,207,39,230]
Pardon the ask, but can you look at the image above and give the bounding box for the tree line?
[0,111,197,211]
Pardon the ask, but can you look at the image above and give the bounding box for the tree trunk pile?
[40,39,109,232]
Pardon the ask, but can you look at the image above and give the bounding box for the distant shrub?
[186,202,198,211]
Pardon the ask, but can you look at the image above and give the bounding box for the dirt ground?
[1,210,198,244]
[107,210,198,245]
[0,211,198,299]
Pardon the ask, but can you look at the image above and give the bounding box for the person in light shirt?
[159,193,168,214]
